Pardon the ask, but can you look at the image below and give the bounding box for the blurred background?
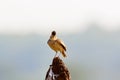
[0,0,120,80]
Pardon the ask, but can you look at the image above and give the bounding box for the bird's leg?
[54,51,57,58]
[58,52,60,57]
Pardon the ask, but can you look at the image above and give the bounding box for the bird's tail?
[62,51,67,57]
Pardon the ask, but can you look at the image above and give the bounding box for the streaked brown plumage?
[47,31,67,57]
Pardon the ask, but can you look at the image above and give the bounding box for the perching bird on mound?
[47,31,67,57]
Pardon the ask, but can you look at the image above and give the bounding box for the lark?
[47,31,67,57]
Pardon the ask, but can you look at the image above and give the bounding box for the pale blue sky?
[0,0,120,35]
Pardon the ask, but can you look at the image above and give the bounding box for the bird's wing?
[56,39,66,51]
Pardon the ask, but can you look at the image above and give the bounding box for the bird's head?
[50,31,57,40]
[51,31,56,36]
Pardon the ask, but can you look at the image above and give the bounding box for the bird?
[47,31,67,57]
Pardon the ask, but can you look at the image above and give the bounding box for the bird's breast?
[47,39,59,51]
